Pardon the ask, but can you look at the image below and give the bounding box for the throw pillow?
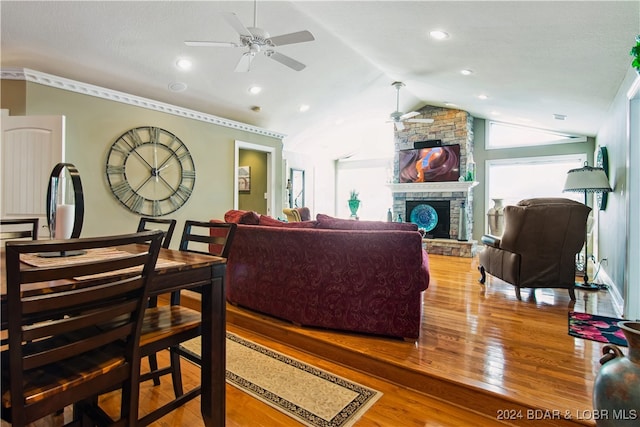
[224,209,260,225]
[259,215,318,228]
[315,213,418,231]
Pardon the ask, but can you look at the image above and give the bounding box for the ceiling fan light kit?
[184,3,315,72]
[388,81,435,131]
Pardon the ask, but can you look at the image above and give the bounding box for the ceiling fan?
[388,81,434,131]
[184,1,315,72]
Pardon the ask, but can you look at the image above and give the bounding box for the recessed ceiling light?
[299,104,310,112]
[490,111,501,116]
[429,30,449,40]
[251,106,262,112]
[168,82,188,92]
[248,85,262,95]
[478,94,488,100]
[176,58,192,71]
[460,69,473,76]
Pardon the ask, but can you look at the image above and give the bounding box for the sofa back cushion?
[224,209,260,225]
[315,213,418,231]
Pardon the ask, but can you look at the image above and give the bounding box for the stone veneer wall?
[393,105,475,241]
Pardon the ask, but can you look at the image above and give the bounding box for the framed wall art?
[238,166,251,192]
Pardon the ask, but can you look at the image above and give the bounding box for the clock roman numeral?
[127,129,145,147]
[111,181,133,200]
[169,185,192,209]
[111,138,134,155]
[126,193,144,212]
[182,170,195,180]
[152,200,162,216]
[106,165,125,175]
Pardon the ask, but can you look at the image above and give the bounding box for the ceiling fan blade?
[235,53,255,72]
[185,40,240,48]
[394,121,405,131]
[399,111,420,120]
[223,12,252,37]
[268,30,315,46]
[269,52,306,71]
[406,118,435,124]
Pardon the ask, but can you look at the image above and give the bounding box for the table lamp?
[563,164,612,290]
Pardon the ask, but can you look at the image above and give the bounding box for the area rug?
[568,311,628,347]
[182,333,382,427]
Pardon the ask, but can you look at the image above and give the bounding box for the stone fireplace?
[388,106,478,257]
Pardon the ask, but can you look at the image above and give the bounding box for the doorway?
[234,141,276,216]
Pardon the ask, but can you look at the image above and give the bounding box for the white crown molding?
[1,67,287,139]
[387,181,478,194]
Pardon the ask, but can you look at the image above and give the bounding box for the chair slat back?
[137,217,177,248]
[1,218,39,241]
[3,230,163,424]
[179,220,237,257]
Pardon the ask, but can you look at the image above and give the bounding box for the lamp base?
[574,282,600,291]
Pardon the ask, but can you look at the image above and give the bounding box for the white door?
[0,110,65,233]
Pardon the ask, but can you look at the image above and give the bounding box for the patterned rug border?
[185,332,382,427]
[568,311,628,347]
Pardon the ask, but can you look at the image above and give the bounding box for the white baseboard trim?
[597,267,624,318]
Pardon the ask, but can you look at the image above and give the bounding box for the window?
[486,121,586,149]
[486,154,587,215]
[336,158,393,221]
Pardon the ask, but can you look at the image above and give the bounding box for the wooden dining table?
[1,244,227,427]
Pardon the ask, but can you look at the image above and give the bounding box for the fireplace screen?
[406,200,450,238]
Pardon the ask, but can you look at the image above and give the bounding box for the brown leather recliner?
[478,198,591,301]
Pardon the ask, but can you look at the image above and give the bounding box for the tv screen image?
[399,145,460,183]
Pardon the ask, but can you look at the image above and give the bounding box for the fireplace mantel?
[387,181,478,194]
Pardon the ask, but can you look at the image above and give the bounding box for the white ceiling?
[1,1,638,158]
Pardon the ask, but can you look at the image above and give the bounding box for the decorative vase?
[487,198,505,236]
[592,321,640,427]
[457,201,468,241]
[348,199,360,218]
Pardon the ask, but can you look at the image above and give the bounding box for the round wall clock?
[595,146,609,210]
[105,126,196,216]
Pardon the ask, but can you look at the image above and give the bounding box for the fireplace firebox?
[406,200,450,238]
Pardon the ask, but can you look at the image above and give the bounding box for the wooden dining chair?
[136,217,177,385]
[136,220,236,427]
[1,230,164,427]
[137,217,177,249]
[0,218,39,241]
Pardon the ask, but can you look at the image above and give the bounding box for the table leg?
[200,264,226,426]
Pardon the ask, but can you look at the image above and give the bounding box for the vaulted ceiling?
[1,1,638,158]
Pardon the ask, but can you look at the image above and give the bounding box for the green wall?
[238,149,268,214]
[1,79,283,247]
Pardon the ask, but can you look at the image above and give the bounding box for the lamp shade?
[563,165,612,193]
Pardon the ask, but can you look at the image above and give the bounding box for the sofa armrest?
[481,234,501,248]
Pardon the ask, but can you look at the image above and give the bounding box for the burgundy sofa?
[216,211,430,339]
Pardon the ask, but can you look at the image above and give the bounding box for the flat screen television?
[399,145,460,183]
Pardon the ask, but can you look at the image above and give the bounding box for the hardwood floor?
[7,254,619,426]
[224,254,618,427]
